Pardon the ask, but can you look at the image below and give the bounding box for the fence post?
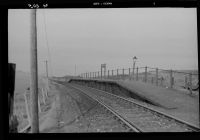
[108,70,109,78]
[170,69,173,88]
[136,67,138,81]
[161,77,163,86]
[24,92,31,127]
[144,66,147,83]
[101,68,102,79]
[132,67,134,80]
[41,88,46,104]
[122,68,124,79]
[189,73,192,93]
[104,68,106,78]
[185,75,188,88]
[41,88,45,102]
[156,68,158,86]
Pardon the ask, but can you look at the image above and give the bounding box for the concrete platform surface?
[116,80,199,126]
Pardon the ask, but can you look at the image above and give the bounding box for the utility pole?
[30,9,39,133]
[45,60,48,78]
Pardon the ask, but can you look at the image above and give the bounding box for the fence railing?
[16,78,49,133]
[79,66,199,92]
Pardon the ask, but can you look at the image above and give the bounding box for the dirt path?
[39,81,130,133]
[40,82,89,133]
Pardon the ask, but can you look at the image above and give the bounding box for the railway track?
[21,80,199,133]
[61,82,199,132]
[54,81,141,132]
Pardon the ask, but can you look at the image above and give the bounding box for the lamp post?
[132,56,137,80]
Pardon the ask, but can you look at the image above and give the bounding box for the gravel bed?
[48,82,132,132]
[79,103,129,132]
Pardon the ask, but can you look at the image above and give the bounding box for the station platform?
[117,80,199,126]
[68,78,199,127]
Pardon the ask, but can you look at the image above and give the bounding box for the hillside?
[175,70,198,75]
[14,70,45,95]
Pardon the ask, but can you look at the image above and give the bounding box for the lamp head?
[133,56,137,60]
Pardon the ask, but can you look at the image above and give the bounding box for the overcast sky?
[8,8,198,77]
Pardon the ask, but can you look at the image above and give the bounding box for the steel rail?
[55,81,142,132]
[70,83,200,132]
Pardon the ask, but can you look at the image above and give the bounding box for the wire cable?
[42,9,53,77]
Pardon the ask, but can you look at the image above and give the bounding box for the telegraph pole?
[30,9,39,133]
[45,60,48,78]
